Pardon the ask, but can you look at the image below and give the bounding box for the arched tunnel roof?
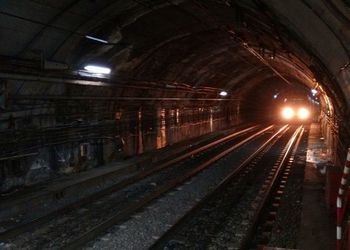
[2,2,350,245]
[1,0,350,118]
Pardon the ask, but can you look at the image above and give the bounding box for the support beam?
[10,95,237,102]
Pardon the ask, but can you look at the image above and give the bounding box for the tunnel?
[1,1,350,249]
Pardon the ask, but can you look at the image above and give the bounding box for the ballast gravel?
[85,133,274,250]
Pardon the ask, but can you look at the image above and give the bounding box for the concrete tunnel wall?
[0,78,243,192]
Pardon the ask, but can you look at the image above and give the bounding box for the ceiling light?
[311,89,317,96]
[219,91,228,96]
[84,65,111,74]
[85,35,108,44]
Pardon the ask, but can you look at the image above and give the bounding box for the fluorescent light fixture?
[84,65,111,74]
[219,91,228,96]
[85,35,108,44]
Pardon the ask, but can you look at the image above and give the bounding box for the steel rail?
[149,125,290,249]
[61,125,277,250]
[239,125,304,249]
[0,125,262,240]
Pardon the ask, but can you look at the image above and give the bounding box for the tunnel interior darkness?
[240,80,319,123]
[1,0,350,191]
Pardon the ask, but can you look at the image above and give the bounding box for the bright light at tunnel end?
[281,106,310,121]
[297,107,310,120]
[219,91,228,96]
[281,107,295,120]
[84,65,111,74]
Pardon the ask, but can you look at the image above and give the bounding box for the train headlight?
[281,107,295,120]
[297,107,310,120]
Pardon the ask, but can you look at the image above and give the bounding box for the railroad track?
[1,124,276,249]
[240,126,305,249]
[0,124,259,238]
[150,125,305,250]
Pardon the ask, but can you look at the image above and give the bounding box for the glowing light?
[85,35,108,44]
[219,91,228,96]
[311,89,317,96]
[84,65,111,74]
[297,107,310,120]
[281,107,295,120]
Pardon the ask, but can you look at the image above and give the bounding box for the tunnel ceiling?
[1,0,350,118]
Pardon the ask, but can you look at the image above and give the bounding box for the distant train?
[278,97,314,123]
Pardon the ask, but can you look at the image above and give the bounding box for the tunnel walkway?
[298,123,335,250]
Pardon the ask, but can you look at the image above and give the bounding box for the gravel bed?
[85,127,290,250]
[2,127,273,249]
[83,129,281,250]
[0,170,136,227]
